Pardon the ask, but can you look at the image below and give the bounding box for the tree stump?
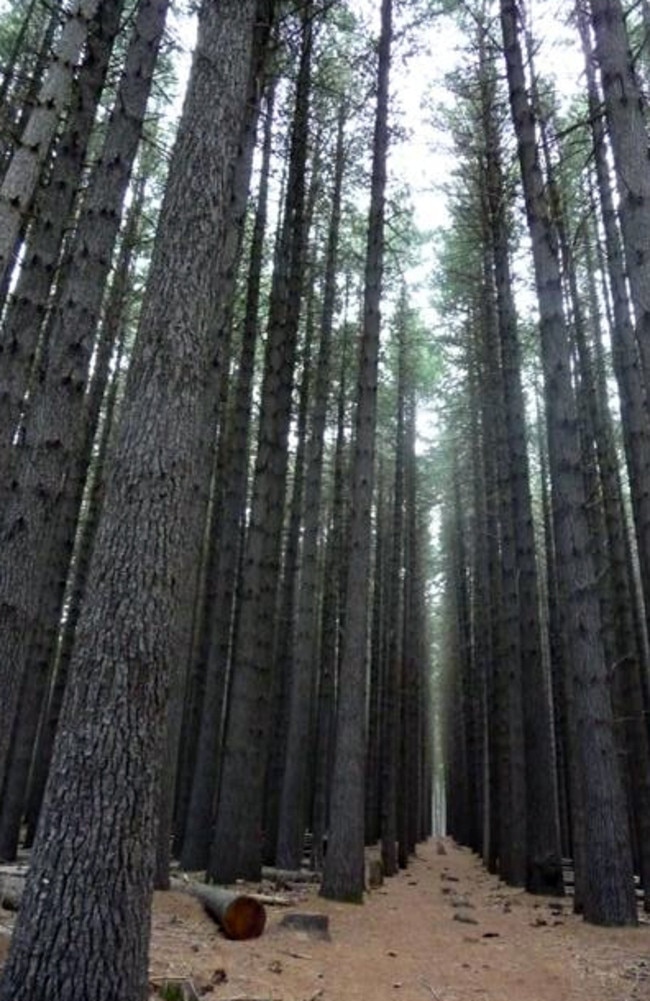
[0,873,25,911]
[279,912,330,940]
[365,858,383,889]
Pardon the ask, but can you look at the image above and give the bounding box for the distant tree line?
[439,0,650,929]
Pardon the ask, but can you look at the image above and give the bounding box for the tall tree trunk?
[444,463,473,847]
[0,0,170,797]
[0,0,102,289]
[403,393,427,852]
[479,25,562,893]
[155,9,267,879]
[267,272,317,868]
[468,350,492,866]
[367,461,387,847]
[0,3,274,999]
[0,0,123,485]
[321,0,392,902]
[581,235,650,911]
[480,280,527,887]
[499,0,636,925]
[179,79,276,873]
[22,189,139,847]
[588,0,650,385]
[311,332,350,871]
[578,7,650,673]
[381,293,406,875]
[276,105,346,870]
[210,4,312,884]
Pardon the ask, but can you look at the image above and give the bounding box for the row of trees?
[0,0,436,998]
[440,0,650,928]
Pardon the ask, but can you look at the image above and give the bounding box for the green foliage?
[157,981,185,1001]
[0,0,43,66]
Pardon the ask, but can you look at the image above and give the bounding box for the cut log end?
[192,884,266,940]
[219,895,266,940]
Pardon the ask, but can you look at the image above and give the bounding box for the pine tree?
[321,0,392,903]
[0,2,274,997]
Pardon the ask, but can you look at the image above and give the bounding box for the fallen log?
[248,893,291,907]
[170,875,289,908]
[190,884,266,940]
[261,867,320,885]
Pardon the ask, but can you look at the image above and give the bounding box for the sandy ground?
[148,838,650,1001]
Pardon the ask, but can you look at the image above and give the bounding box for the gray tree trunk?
[0,0,123,487]
[500,0,636,925]
[321,0,392,904]
[588,0,650,384]
[578,6,650,683]
[275,108,345,870]
[479,26,562,893]
[381,294,407,877]
[266,144,322,866]
[0,0,101,289]
[0,3,273,998]
[178,80,276,873]
[0,0,170,796]
[21,185,141,847]
[311,335,350,871]
[210,5,312,884]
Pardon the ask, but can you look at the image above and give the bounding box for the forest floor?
[146,838,650,1001]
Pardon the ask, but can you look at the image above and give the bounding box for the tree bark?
[499,0,636,925]
[321,0,392,902]
[0,3,274,998]
[276,108,345,870]
[588,0,650,385]
[479,26,562,893]
[191,884,266,940]
[179,79,276,874]
[210,5,312,884]
[0,0,170,798]
[0,0,101,289]
[0,0,123,488]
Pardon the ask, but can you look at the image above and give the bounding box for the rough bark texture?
[179,81,276,874]
[468,359,492,867]
[0,0,170,798]
[589,0,650,384]
[367,464,387,847]
[269,280,315,868]
[311,342,349,872]
[3,178,145,863]
[276,108,345,871]
[481,256,527,888]
[579,6,650,681]
[210,8,312,884]
[0,0,101,288]
[444,468,473,848]
[500,0,636,925]
[0,0,123,484]
[381,297,407,876]
[321,0,392,904]
[479,29,562,894]
[0,3,272,998]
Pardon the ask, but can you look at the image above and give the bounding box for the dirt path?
[149,838,650,1001]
